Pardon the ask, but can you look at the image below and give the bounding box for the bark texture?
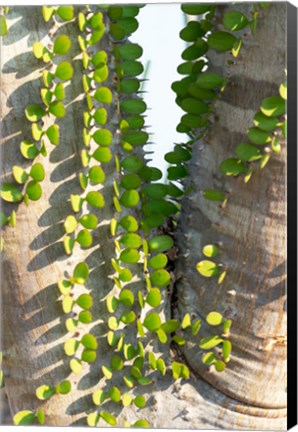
[1,4,287,430]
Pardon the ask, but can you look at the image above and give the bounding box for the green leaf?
[62,295,74,314]
[0,183,22,203]
[81,333,98,350]
[42,6,55,22]
[92,389,107,406]
[150,269,171,287]
[111,354,124,371]
[42,70,53,87]
[49,101,65,118]
[232,38,243,58]
[120,173,141,190]
[87,167,105,185]
[208,31,237,52]
[143,312,161,332]
[202,244,219,258]
[55,61,74,81]
[120,248,140,264]
[215,360,226,372]
[25,104,45,122]
[69,358,82,374]
[81,349,97,363]
[54,34,71,55]
[78,310,93,324]
[120,190,139,208]
[206,311,224,326]
[119,268,133,282]
[33,42,46,59]
[32,123,43,141]
[182,40,208,60]
[148,235,173,253]
[196,260,220,277]
[102,365,113,379]
[30,163,45,182]
[134,395,146,408]
[54,83,65,101]
[65,317,78,332]
[76,293,93,309]
[192,319,201,335]
[180,98,209,115]
[41,89,52,107]
[223,10,249,31]
[89,27,105,46]
[181,4,212,14]
[220,158,247,176]
[108,316,119,330]
[247,128,271,145]
[156,357,166,375]
[180,21,205,42]
[199,335,223,350]
[73,262,89,285]
[76,229,93,248]
[222,340,232,362]
[253,112,279,132]
[89,12,104,29]
[36,384,54,400]
[57,5,74,21]
[271,136,281,153]
[64,338,79,356]
[120,99,147,114]
[46,124,60,145]
[58,279,71,295]
[121,155,143,172]
[100,411,117,426]
[161,319,180,334]
[94,87,113,104]
[235,143,262,161]
[202,352,216,366]
[167,165,188,181]
[146,288,162,307]
[203,189,225,202]
[156,328,167,344]
[109,386,121,402]
[12,166,28,184]
[119,215,139,232]
[20,140,40,160]
[196,72,225,89]
[63,215,77,234]
[63,236,75,255]
[148,254,168,270]
[86,191,105,208]
[93,129,113,146]
[13,411,36,425]
[119,289,135,307]
[122,60,144,76]
[122,393,133,407]
[106,295,118,313]
[118,43,143,59]
[36,409,45,425]
[120,233,142,249]
[93,147,112,163]
[121,310,136,325]
[87,412,100,427]
[122,131,149,147]
[56,380,71,394]
[120,78,140,94]
[260,96,286,117]
[279,82,287,100]
[70,194,83,213]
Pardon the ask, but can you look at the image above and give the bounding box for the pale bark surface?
[1,4,287,430]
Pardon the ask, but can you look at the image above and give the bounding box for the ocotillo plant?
[0,3,287,429]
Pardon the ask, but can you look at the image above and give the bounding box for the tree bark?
[1,4,287,429]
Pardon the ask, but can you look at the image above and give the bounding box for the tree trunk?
[1,4,287,429]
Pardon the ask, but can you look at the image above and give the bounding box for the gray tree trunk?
[1,4,286,429]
